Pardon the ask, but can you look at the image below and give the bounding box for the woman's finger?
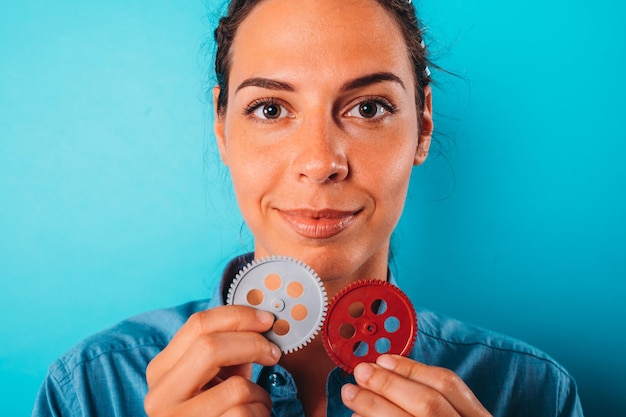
[348,355,490,417]
[345,363,463,416]
[341,382,415,417]
[146,305,275,386]
[374,355,491,416]
[146,331,280,410]
[146,375,272,417]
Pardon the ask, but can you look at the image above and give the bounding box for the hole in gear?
[291,304,308,321]
[265,274,282,291]
[286,281,304,298]
[246,289,264,306]
[375,337,391,354]
[348,302,365,318]
[273,319,290,336]
[384,316,400,333]
[353,341,369,357]
[371,299,388,315]
[339,323,356,339]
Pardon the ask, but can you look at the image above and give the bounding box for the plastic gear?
[226,256,328,354]
[322,280,417,373]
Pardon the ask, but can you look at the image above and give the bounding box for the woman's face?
[214,0,432,285]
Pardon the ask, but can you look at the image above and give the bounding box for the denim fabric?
[32,254,584,417]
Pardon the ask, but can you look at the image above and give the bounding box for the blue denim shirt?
[32,254,584,417]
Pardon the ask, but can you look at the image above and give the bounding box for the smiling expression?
[214,0,433,289]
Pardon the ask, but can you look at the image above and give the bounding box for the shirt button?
[268,372,286,387]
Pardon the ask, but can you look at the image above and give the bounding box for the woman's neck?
[279,337,337,417]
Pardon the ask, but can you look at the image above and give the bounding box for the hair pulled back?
[213,0,432,117]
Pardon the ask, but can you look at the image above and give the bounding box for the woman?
[33,0,584,416]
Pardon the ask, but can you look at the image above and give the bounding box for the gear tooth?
[226,285,234,305]
[226,273,243,305]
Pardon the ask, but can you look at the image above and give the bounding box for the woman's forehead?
[228,0,412,84]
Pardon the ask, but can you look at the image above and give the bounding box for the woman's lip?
[278,209,359,239]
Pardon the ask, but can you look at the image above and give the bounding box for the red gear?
[322,280,418,373]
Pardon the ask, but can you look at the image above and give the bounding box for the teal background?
[1,0,624,416]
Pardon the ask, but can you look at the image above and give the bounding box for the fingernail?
[376,354,397,370]
[270,344,282,361]
[342,383,358,401]
[353,362,374,382]
[256,310,275,326]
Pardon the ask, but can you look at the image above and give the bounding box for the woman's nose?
[291,116,349,184]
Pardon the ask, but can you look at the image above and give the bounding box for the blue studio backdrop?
[1,1,624,416]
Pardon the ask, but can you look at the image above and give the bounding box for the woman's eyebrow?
[235,72,405,94]
[235,77,295,93]
[341,72,406,91]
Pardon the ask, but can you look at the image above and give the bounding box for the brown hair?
[213,0,432,117]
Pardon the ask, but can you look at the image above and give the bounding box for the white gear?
[226,256,328,354]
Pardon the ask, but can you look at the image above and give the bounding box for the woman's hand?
[144,305,282,417]
[341,354,492,417]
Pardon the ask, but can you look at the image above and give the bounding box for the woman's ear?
[212,86,229,166]
[414,85,433,166]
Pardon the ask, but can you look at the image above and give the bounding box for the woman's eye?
[250,102,289,120]
[346,100,393,119]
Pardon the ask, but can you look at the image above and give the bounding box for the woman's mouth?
[278,209,359,239]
